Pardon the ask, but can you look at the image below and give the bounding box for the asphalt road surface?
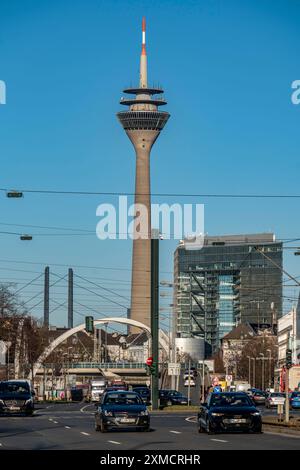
[0,402,300,450]
[178,373,202,404]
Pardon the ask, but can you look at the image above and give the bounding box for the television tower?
[117,18,170,332]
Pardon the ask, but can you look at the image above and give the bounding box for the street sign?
[226,374,233,383]
[146,356,153,366]
[168,363,181,376]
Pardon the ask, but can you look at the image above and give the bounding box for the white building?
[278,302,300,367]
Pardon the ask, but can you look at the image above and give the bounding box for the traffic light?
[145,364,156,375]
[145,357,156,376]
[286,349,293,369]
[85,316,94,333]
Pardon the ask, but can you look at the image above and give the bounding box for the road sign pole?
[285,367,289,423]
[187,358,191,407]
[151,234,159,410]
[202,359,205,401]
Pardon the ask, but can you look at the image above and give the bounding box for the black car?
[198,392,262,434]
[132,387,151,405]
[159,389,190,408]
[0,380,35,416]
[95,391,150,432]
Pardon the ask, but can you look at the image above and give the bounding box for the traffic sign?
[226,374,233,383]
[168,363,181,376]
[146,356,153,366]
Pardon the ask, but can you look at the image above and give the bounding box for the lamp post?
[6,341,12,380]
[260,353,264,391]
[266,349,272,389]
[247,356,251,387]
[251,357,256,388]
[255,354,265,390]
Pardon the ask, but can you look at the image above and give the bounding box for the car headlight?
[25,398,33,405]
[0,399,4,406]
[104,410,113,416]
[140,410,149,416]
[211,412,224,417]
[251,412,261,416]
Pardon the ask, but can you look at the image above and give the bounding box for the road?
[178,371,201,404]
[0,402,299,450]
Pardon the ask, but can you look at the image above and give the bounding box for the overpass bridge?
[35,362,151,386]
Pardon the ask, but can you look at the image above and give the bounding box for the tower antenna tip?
[142,17,146,32]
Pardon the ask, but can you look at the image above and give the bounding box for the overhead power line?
[2,187,300,198]
[75,273,130,302]
[73,279,129,310]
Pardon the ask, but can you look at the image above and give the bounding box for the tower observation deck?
[116,18,170,333]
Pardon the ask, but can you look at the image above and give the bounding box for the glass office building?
[173,233,282,354]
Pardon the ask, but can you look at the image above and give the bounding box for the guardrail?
[42,362,203,370]
[51,362,147,369]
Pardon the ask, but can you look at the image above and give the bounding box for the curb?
[263,424,300,436]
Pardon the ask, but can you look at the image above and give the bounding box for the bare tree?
[237,335,277,389]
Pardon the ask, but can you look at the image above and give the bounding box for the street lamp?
[251,357,256,388]
[247,356,251,387]
[6,190,23,198]
[266,349,272,389]
[256,353,266,391]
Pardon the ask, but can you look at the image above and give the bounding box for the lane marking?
[210,438,228,443]
[170,430,181,434]
[264,430,300,439]
[108,440,121,445]
[80,432,90,436]
[185,416,197,423]
[65,426,71,429]
[80,404,95,414]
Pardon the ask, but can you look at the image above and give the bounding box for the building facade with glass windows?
[173,233,282,354]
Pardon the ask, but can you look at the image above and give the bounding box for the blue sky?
[0,0,300,328]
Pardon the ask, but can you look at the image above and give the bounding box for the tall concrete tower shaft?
[117,18,170,332]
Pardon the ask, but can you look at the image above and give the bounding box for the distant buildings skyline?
[173,233,283,354]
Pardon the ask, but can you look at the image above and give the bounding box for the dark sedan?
[198,392,262,434]
[95,391,150,432]
[132,387,151,405]
[159,390,190,408]
[0,380,35,416]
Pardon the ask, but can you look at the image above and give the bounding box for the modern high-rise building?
[173,233,283,354]
[117,18,170,332]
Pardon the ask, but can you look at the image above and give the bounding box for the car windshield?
[104,393,142,405]
[270,393,285,397]
[210,394,251,407]
[0,382,30,395]
[292,392,300,397]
